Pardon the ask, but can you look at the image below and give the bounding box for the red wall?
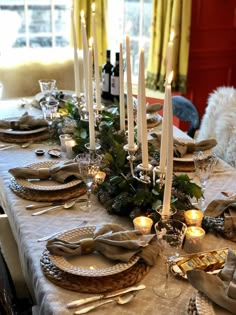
[184,0,236,119]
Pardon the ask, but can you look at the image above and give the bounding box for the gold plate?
[49,226,139,277]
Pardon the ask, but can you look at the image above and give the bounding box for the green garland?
[53,101,202,222]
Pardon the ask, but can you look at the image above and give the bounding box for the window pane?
[55,36,69,47]
[0,5,23,49]
[54,5,70,34]
[29,5,51,33]
[29,36,52,48]
[14,37,26,48]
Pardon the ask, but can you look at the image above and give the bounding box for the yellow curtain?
[146,0,192,93]
[73,0,108,66]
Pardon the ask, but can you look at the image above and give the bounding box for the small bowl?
[47,148,61,158]
[35,149,45,156]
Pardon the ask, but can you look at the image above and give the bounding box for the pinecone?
[202,216,225,234]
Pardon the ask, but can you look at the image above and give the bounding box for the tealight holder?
[184,210,204,227]
[59,134,73,152]
[133,216,153,235]
[95,171,106,184]
[65,139,76,159]
[184,226,205,253]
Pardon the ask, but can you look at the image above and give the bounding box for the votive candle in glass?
[184,226,205,253]
[65,139,76,159]
[133,216,153,235]
[184,210,204,227]
[59,134,72,152]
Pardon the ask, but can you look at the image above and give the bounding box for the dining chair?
[0,214,33,313]
[172,95,200,138]
[197,86,236,167]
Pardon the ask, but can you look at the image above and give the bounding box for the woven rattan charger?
[10,178,87,202]
[0,130,49,143]
[41,250,149,293]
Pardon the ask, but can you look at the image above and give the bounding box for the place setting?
[8,159,87,202]
[0,111,50,144]
[39,222,160,314]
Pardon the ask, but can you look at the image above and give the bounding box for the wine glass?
[38,79,57,102]
[76,153,102,210]
[193,151,217,210]
[40,99,59,142]
[153,219,187,299]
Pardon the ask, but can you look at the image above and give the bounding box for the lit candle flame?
[91,2,96,13]
[89,37,93,48]
[170,30,175,42]
[80,10,85,23]
[167,70,173,85]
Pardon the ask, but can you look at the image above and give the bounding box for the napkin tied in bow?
[187,249,236,314]
[150,133,217,158]
[9,160,82,184]
[46,224,160,266]
[0,112,48,130]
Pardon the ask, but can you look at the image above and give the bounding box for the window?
[0,0,71,51]
[107,0,152,81]
[0,0,152,81]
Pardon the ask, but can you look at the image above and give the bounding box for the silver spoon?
[21,140,33,148]
[74,293,135,314]
[32,200,76,216]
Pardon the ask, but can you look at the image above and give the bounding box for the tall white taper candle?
[139,49,149,168]
[119,42,125,131]
[80,10,89,110]
[125,35,134,149]
[71,0,80,97]
[88,48,96,150]
[91,3,101,111]
[162,72,174,217]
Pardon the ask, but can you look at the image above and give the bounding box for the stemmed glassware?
[193,151,217,210]
[76,153,102,210]
[153,219,187,299]
[39,79,58,141]
[38,79,57,102]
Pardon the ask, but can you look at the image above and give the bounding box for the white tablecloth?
[0,99,236,315]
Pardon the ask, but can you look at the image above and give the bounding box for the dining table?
[0,97,236,315]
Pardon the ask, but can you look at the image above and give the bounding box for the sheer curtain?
[73,0,108,66]
[146,0,192,93]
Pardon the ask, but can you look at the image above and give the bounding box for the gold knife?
[66,284,145,309]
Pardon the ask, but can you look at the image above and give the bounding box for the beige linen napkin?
[187,248,236,314]
[173,138,217,158]
[150,133,217,158]
[46,223,160,266]
[0,112,48,130]
[9,160,82,183]
[204,199,236,242]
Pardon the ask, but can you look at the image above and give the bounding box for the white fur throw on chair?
[197,86,236,167]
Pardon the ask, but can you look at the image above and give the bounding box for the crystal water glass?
[38,79,57,102]
[193,151,217,210]
[76,153,102,210]
[153,219,187,299]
